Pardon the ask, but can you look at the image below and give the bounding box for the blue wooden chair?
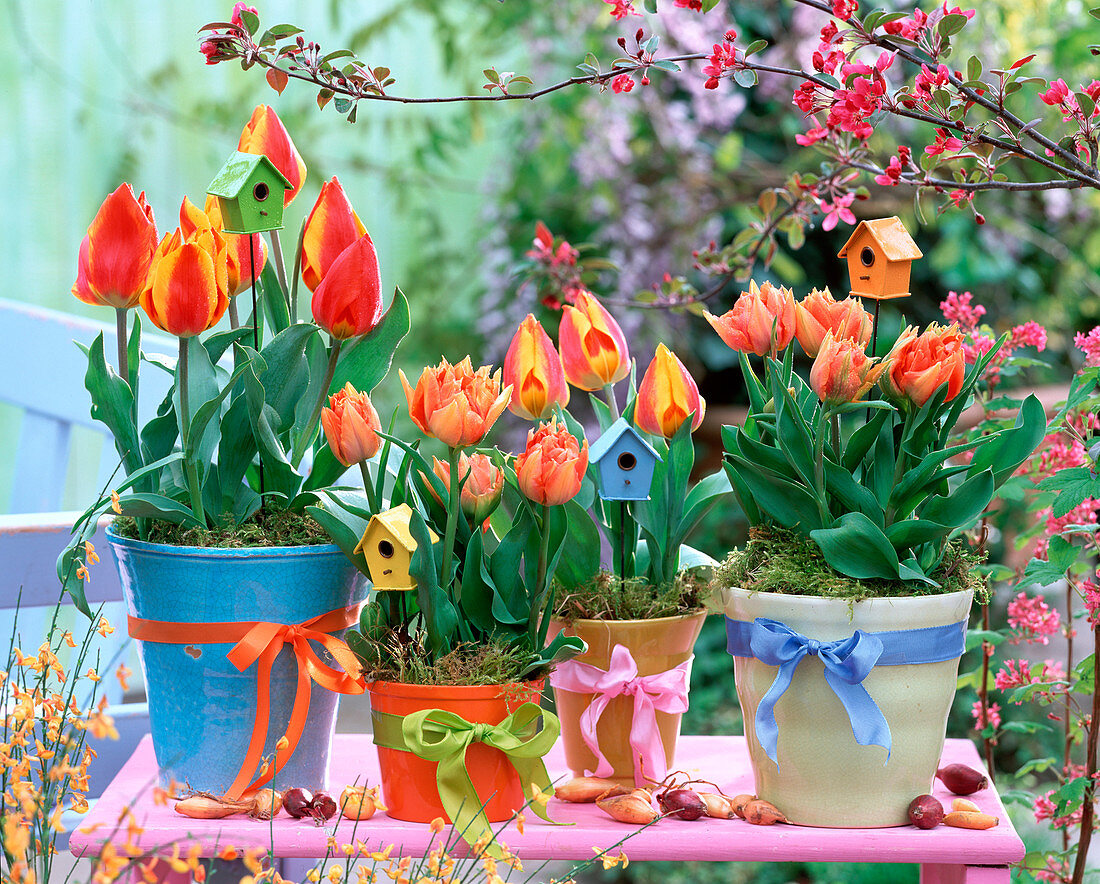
[0,297,175,842]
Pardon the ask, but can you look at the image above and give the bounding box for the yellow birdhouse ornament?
[837,216,922,301]
[355,503,438,592]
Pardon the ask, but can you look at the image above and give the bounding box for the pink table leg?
[920,863,1012,884]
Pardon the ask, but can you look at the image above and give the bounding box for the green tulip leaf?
[329,287,411,396]
[810,511,901,580]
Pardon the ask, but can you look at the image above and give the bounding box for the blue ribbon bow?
[726,616,967,768]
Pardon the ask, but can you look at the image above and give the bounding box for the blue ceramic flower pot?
[107,527,368,793]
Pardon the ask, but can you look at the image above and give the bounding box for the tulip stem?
[228,297,240,330]
[359,461,381,515]
[268,229,291,310]
[830,413,842,460]
[293,338,342,468]
[290,221,305,323]
[178,339,206,526]
[115,308,129,387]
[814,405,830,526]
[532,503,552,640]
[440,446,462,588]
[602,384,620,423]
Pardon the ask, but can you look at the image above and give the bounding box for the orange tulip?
[310,235,383,340]
[429,452,505,527]
[809,331,888,405]
[72,183,158,309]
[794,287,872,358]
[515,416,589,507]
[302,177,368,292]
[179,196,267,297]
[321,382,382,466]
[400,357,512,448]
[882,323,966,407]
[558,291,631,391]
[704,280,796,357]
[634,344,706,438]
[503,314,570,421]
[236,105,306,205]
[139,226,230,338]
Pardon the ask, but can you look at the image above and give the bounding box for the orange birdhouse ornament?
[837,216,922,301]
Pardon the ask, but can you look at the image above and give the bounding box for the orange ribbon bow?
[128,606,365,799]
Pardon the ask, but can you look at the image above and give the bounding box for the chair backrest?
[0,297,176,802]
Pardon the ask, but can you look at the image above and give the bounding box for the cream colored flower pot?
[723,586,973,827]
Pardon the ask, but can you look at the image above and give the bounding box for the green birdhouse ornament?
[354,504,439,592]
[206,151,292,235]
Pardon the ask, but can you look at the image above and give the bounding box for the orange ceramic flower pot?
[546,612,706,786]
[368,680,542,824]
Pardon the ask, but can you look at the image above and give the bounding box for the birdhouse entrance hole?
[860,247,875,267]
[377,540,395,559]
[617,451,637,471]
[253,182,270,202]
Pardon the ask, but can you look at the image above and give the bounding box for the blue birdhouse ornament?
[589,417,661,501]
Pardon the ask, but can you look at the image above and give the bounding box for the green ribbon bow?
[372,701,560,858]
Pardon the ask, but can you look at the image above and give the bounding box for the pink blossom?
[925,127,966,156]
[949,189,972,207]
[995,658,1066,693]
[1009,321,1048,352]
[1040,78,1070,106]
[604,0,640,19]
[1074,326,1100,366]
[796,126,829,146]
[1031,433,1086,478]
[940,2,975,20]
[612,74,635,93]
[875,156,904,186]
[820,193,856,231]
[1006,592,1061,644]
[793,81,818,113]
[231,2,257,28]
[832,0,858,18]
[200,40,221,64]
[703,42,739,90]
[1083,573,1100,626]
[940,290,986,331]
[673,0,703,7]
[819,22,839,46]
[1035,501,1100,558]
[971,700,1001,730]
[962,330,996,366]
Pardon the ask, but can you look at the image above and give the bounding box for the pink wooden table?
[70,734,1024,883]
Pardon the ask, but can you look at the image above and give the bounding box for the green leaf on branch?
[1037,467,1100,518]
[1022,536,1079,586]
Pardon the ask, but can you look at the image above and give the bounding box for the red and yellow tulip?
[179,196,267,297]
[400,357,511,449]
[634,344,706,438]
[515,417,589,507]
[558,291,631,391]
[139,225,230,338]
[72,184,158,310]
[882,323,966,407]
[236,105,306,205]
[794,287,872,358]
[310,235,383,340]
[321,382,382,466]
[302,178,368,292]
[503,314,570,421]
[809,331,888,405]
[704,280,796,357]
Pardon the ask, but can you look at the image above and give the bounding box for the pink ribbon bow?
[550,644,692,784]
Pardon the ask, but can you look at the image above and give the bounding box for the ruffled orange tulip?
[400,357,512,448]
[809,331,888,405]
[321,382,382,466]
[179,196,267,297]
[704,280,796,357]
[236,105,306,205]
[72,183,158,309]
[882,323,966,407]
[515,416,589,507]
[503,314,570,421]
[310,236,383,340]
[140,226,230,338]
[634,344,706,438]
[430,452,505,527]
[794,287,872,358]
[302,177,368,292]
[558,291,631,391]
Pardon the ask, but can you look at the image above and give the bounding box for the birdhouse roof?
[361,503,438,553]
[207,151,293,199]
[837,217,923,262]
[589,417,660,464]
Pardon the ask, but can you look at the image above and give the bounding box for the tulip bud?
[140,225,230,338]
[180,196,267,297]
[794,287,872,358]
[634,344,706,438]
[809,331,887,405]
[881,323,965,407]
[503,314,570,420]
[429,452,505,529]
[237,105,306,205]
[302,177,368,292]
[310,235,383,340]
[704,280,796,357]
[515,416,589,507]
[558,291,631,391]
[72,183,158,310]
[320,382,382,466]
[400,357,512,449]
